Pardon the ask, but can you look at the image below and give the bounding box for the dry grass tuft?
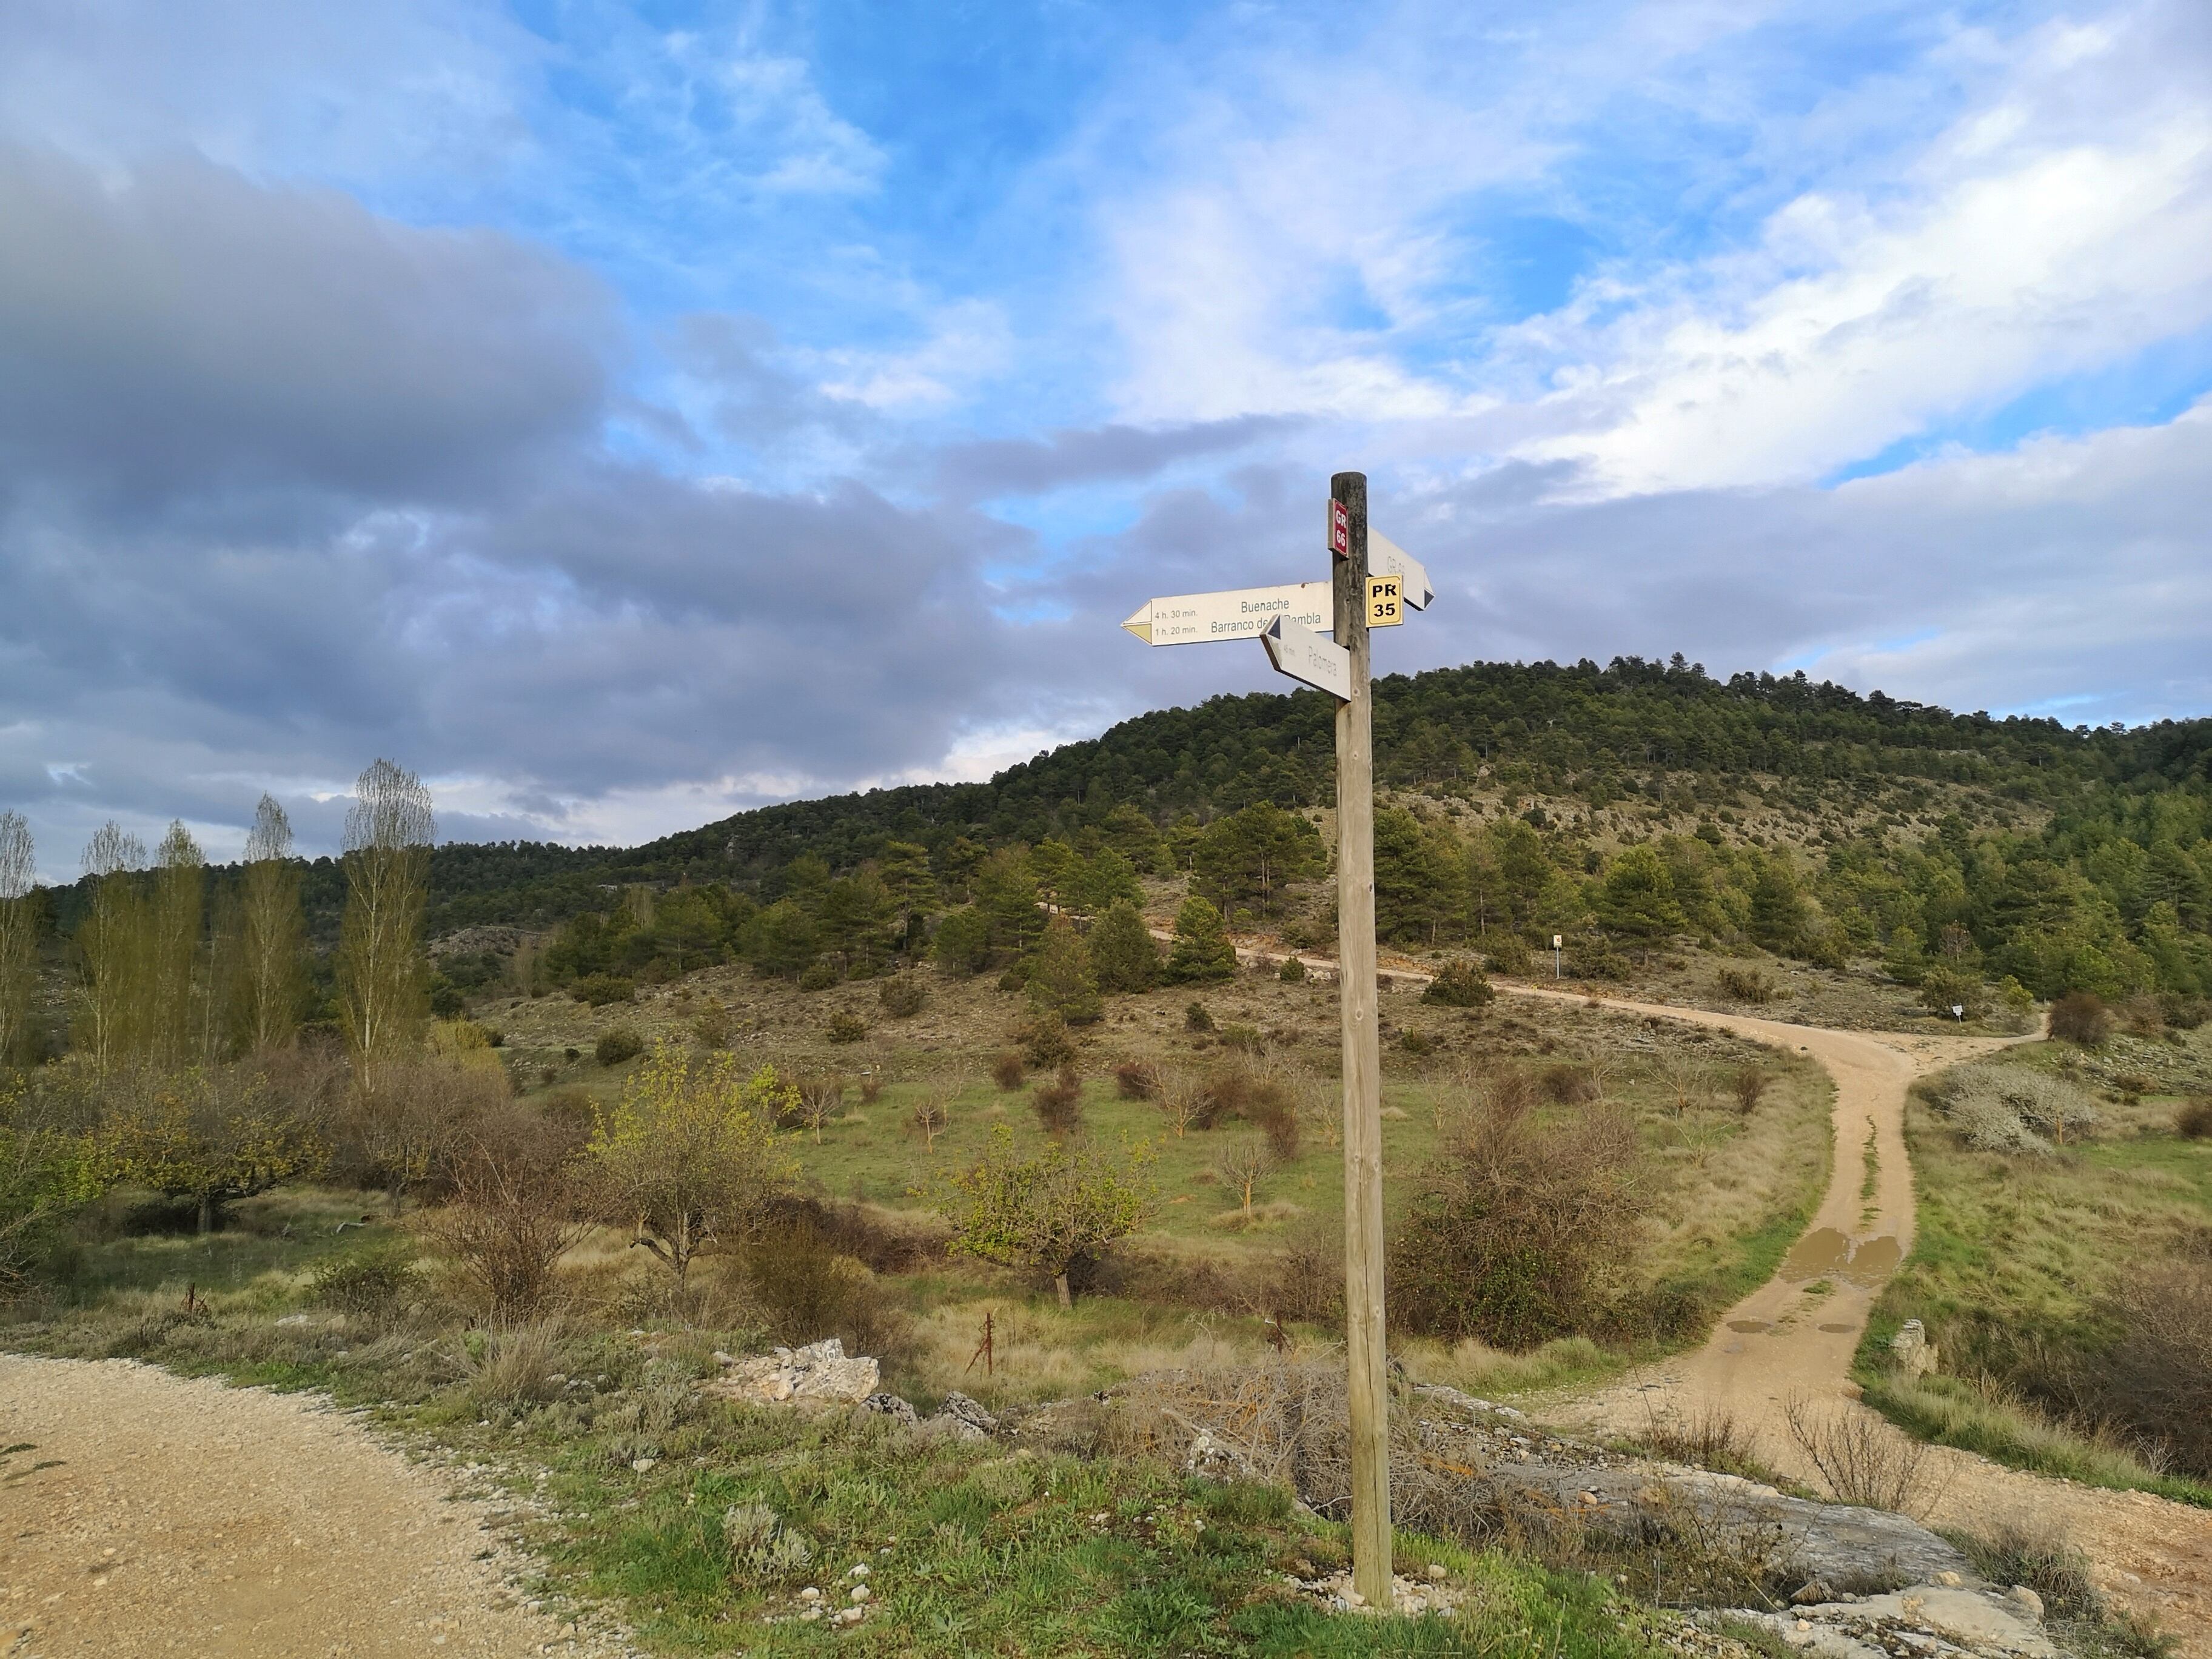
[1783,1396,1949,1518]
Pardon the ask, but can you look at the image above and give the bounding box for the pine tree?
[1027,916,1102,1025]
[1088,899,1161,993]
[1163,896,1237,984]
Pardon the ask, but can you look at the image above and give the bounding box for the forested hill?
[415,654,2205,914]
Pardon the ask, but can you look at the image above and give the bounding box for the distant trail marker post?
[1120,469,1429,1607]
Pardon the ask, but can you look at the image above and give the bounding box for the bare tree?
[910,1065,964,1153]
[73,823,149,1074]
[1212,1133,1279,1221]
[338,760,434,1070]
[237,796,305,1054]
[1153,1064,1207,1139]
[1658,1051,1711,1117]
[0,813,35,1067]
[149,823,204,1068]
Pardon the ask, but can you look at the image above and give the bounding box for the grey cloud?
[0,142,615,505]
[935,415,1303,499]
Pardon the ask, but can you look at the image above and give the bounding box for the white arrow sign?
[1369,531,1433,610]
[1121,581,1331,646]
[1262,615,1351,700]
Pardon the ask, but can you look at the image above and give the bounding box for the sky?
[2,0,2209,877]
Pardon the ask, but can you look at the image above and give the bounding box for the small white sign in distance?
[1369,532,1433,611]
[1262,615,1352,700]
[1121,581,1331,646]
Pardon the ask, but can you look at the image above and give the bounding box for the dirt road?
[1501,985,2212,1653]
[0,1355,625,1659]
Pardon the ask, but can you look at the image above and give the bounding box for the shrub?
[722,1500,816,1586]
[990,1050,1025,1091]
[1031,1065,1084,1136]
[1730,1066,1769,1115]
[825,1011,868,1045]
[2108,1249,2212,1476]
[692,1007,734,1048]
[307,1245,424,1316]
[2176,1098,2212,1141]
[747,1217,900,1356]
[878,974,927,1018]
[1389,1091,1644,1348]
[570,973,635,1007]
[1422,959,1493,1008]
[2048,991,2113,1047]
[416,1108,591,1322]
[1087,900,1161,994]
[1184,1001,1213,1033]
[1483,934,1533,977]
[1538,1064,1598,1104]
[1018,1013,1076,1069]
[1399,1030,1439,1059]
[594,1028,643,1067]
[1920,966,1987,1022]
[1278,955,1307,984]
[1219,1022,1264,1054]
[2162,995,2210,1031]
[1783,1396,1943,1517]
[857,1072,884,1105]
[1114,1061,1161,1101]
[797,959,842,992]
[1715,966,1773,1004]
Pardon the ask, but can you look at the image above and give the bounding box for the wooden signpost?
[1122,470,1428,1607]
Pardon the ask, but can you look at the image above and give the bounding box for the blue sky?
[2,0,2209,872]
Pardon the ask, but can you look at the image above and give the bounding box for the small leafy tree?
[1088,900,1161,994]
[0,1079,103,1290]
[942,1125,1154,1308]
[98,1067,326,1235]
[585,1044,796,1289]
[1919,966,1986,1022]
[1162,896,1237,985]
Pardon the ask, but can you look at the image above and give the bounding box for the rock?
[703,1339,880,1407]
[1791,1580,1834,1606]
[849,1585,869,1603]
[797,1587,821,1604]
[1934,1569,1963,1587]
[860,1393,917,1426]
[937,1391,998,1435]
[2006,1584,2045,1621]
[1890,1319,1939,1378]
[1182,1425,1256,1481]
[1425,1563,1448,1583]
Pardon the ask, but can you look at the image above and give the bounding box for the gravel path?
[0,1355,626,1659]
[1503,985,2212,1656]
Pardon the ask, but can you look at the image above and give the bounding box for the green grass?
[1860,1043,2212,1505]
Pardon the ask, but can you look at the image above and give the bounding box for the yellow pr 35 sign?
[1367,574,1403,628]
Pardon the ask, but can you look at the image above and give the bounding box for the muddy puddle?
[1727,1319,1773,1333]
[1780,1228,1902,1288]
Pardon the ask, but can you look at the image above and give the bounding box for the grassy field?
[6,1204,1695,1658]
[1859,1034,2212,1504]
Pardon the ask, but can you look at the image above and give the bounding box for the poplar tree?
[149,823,204,1068]
[338,760,434,1070]
[74,823,149,1074]
[236,796,305,1054]
[0,813,35,1067]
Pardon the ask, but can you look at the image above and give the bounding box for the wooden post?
[1332,470,1392,1606]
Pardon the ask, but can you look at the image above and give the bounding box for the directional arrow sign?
[1262,614,1351,700]
[1121,581,1330,646]
[1369,531,1433,610]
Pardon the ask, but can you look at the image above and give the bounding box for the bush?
[1730,1066,1769,1115]
[1194,1066,1300,1158]
[797,959,842,992]
[1399,1030,1439,1059]
[1389,1091,1644,1348]
[990,1050,1025,1091]
[1031,1065,1084,1136]
[825,1011,868,1045]
[306,1244,423,1316]
[1115,1061,1161,1101]
[878,974,927,1018]
[2108,1248,2212,1477]
[1162,896,1237,985]
[1087,900,1161,994]
[1483,934,1533,977]
[2176,1098,2212,1141]
[1537,1064,1598,1104]
[692,1007,733,1048]
[1715,966,1773,1004]
[594,1028,644,1067]
[415,1108,591,1322]
[570,973,635,1007]
[1422,959,1493,1008]
[1219,1022,1264,1054]
[1184,1001,1213,1033]
[1919,966,1988,1022]
[1277,955,1307,984]
[747,1218,901,1356]
[1018,1013,1076,1069]
[2048,991,2113,1047]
